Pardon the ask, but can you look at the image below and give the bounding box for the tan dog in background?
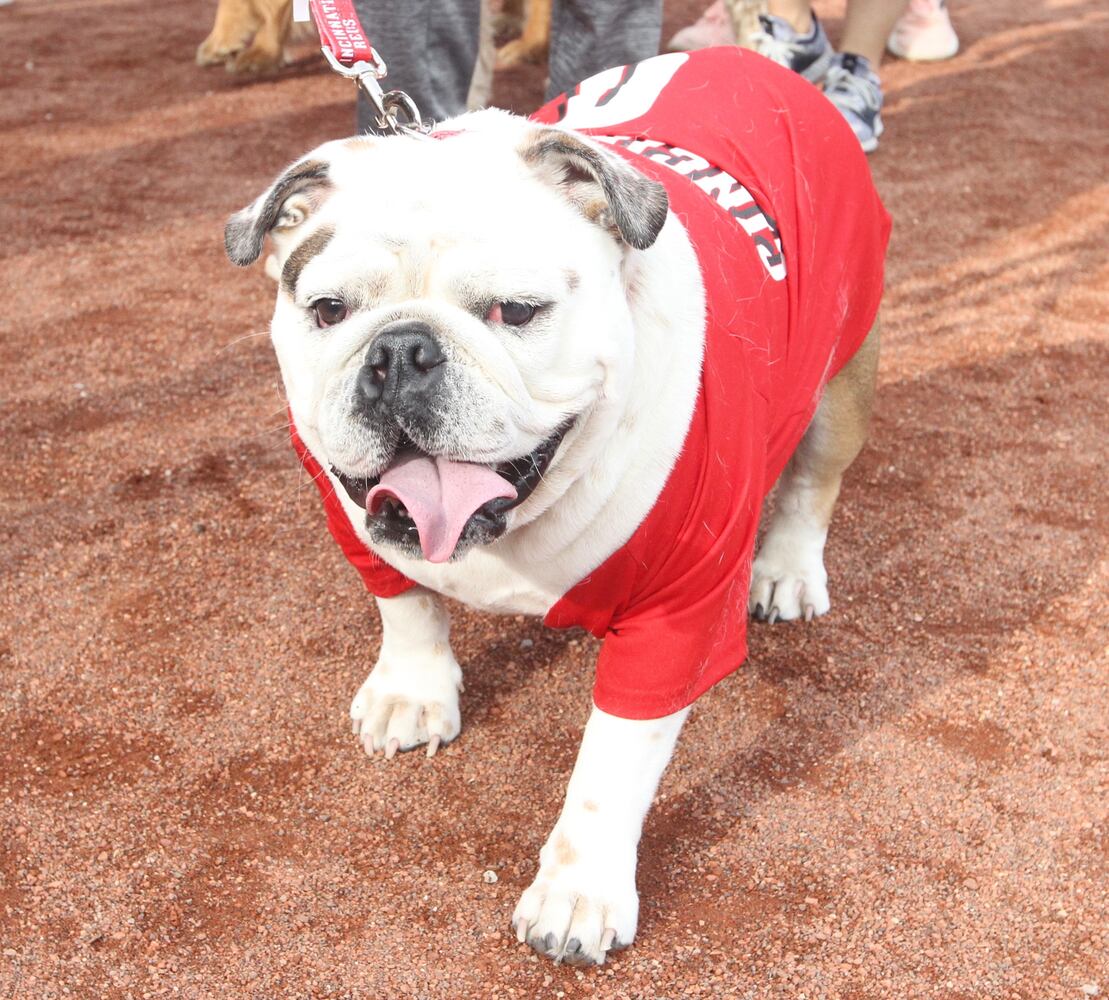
[197,0,296,73]
[494,0,552,68]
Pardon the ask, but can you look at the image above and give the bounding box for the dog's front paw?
[749,525,831,623]
[511,832,637,965]
[196,36,239,66]
[228,43,285,74]
[350,654,461,759]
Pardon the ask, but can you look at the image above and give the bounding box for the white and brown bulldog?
[225,50,889,965]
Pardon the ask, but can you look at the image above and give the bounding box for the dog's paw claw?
[511,914,621,966]
[512,859,637,965]
[749,532,831,623]
[228,45,283,74]
[196,38,241,66]
[350,665,461,759]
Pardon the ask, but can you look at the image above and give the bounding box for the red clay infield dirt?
[1,0,1107,997]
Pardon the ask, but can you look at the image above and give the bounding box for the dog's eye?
[487,301,537,327]
[312,298,348,328]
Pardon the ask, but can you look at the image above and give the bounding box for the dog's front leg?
[512,704,690,964]
[350,587,462,758]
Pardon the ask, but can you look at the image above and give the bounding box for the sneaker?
[667,0,735,52]
[823,52,884,153]
[752,12,834,84]
[888,0,959,61]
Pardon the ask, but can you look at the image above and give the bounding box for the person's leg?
[354,0,482,132]
[755,0,831,83]
[887,0,958,62]
[838,0,908,65]
[766,0,813,34]
[822,0,908,152]
[545,0,663,101]
[667,2,733,53]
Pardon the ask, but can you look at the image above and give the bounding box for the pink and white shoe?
[667,0,736,52]
[888,0,959,62]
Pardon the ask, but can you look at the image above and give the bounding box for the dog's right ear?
[224,158,331,266]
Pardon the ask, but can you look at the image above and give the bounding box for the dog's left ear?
[521,128,669,251]
[224,157,331,266]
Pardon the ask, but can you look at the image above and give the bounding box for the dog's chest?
[398,553,561,617]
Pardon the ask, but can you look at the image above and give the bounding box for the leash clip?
[311,0,429,137]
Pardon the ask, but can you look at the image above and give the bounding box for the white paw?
[511,831,638,965]
[349,652,461,759]
[748,523,830,623]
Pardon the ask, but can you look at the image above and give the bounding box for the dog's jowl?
[226,49,889,965]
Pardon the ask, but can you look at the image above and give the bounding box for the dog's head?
[226,112,668,562]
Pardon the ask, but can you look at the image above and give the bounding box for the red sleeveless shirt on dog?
[291,48,890,719]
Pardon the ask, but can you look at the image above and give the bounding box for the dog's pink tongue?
[367,454,517,563]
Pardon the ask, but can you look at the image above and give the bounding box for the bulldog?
[225,48,889,965]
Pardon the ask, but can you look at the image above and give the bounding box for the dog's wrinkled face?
[226,111,668,562]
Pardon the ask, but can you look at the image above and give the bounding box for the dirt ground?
[2,0,1107,997]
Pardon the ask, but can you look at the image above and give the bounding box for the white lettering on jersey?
[602,136,786,282]
[556,54,689,131]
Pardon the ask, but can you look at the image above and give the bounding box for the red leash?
[296,0,427,135]
[306,0,377,66]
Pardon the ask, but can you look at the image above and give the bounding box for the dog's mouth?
[331,423,572,563]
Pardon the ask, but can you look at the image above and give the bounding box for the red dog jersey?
[292,48,890,720]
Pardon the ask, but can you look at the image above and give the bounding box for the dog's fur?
[225,109,878,964]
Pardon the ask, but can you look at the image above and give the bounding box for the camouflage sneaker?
[823,52,884,153]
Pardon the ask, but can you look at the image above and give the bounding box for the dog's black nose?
[355,320,446,413]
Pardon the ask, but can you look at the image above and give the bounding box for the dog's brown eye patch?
[487,301,537,327]
[312,298,348,327]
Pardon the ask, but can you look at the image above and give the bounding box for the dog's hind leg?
[749,319,880,623]
[496,0,552,68]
